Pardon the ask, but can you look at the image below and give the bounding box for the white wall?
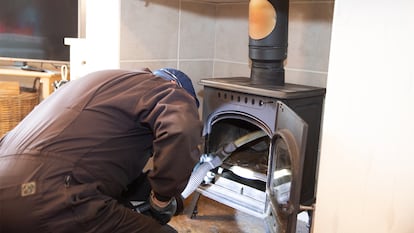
[313,0,414,232]
[66,0,121,80]
[86,0,120,71]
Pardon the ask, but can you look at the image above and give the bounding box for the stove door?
[266,101,308,233]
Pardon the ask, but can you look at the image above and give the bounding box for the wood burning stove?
[187,77,325,233]
[185,1,326,232]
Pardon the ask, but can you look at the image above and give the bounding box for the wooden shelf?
[0,67,62,100]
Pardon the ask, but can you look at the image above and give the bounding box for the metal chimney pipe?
[249,0,289,86]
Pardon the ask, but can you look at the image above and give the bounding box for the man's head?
[153,68,200,108]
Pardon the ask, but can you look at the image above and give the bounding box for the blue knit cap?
[153,68,200,108]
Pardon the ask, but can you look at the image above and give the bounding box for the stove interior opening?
[206,118,270,189]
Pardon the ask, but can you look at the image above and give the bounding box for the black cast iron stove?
[186,1,326,233]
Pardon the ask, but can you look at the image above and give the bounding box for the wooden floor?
[169,194,267,233]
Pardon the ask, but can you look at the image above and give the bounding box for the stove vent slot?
[216,90,273,108]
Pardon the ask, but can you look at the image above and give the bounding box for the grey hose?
[234,130,267,148]
[218,130,267,161]
[181,155,222,198]
[181,130,267,199]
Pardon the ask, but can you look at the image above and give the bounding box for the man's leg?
[80,198,177,233]
[52,179,177,233]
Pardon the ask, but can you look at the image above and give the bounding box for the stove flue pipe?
[249,0,289,86]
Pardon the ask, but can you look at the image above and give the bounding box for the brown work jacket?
[0,69,202,202]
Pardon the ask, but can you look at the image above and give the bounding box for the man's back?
[0,68,201,198]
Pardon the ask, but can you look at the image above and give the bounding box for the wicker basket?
[0,78,40,136]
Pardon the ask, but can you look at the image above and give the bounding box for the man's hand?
[148,191,177,225]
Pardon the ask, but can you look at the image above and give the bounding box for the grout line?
[180,0,247,6]
[213,59,249,65]
[121,59,179,63]
[175,58,214,62]
[286,67,328,74]
[212,5,218,78]
[177,0,182,69]
[291,1,334,3]
[120,60,328,75]
[121,58,213,63]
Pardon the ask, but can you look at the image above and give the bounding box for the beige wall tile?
[120,0,180,60]
[215,3,249,63]
[285,69,328,87]
[117,0,333,89]
[120,61,177,71]
[213,61,250,78]
[287,1,334,73]
[179,60,213,95]
[180,2,216,59]
[176,60,214,116]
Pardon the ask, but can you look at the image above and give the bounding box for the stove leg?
[185,191,201,219]
[307,210,313,229]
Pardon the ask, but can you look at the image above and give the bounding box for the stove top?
[199,77,326,99]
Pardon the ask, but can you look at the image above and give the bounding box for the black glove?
[174,195,184,216]
[148,191,177,225]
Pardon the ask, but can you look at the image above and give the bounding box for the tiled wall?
[287,0,334,88]
[120,0,217,108]
[119,0,334,109]
[213,0,335,88]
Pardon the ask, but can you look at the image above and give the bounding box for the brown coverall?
[0,69,202,233]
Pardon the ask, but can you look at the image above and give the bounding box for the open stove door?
[265,101,308,233]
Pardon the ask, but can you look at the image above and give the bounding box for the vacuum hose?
[181,155,222,198]
[181,130,267,199]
